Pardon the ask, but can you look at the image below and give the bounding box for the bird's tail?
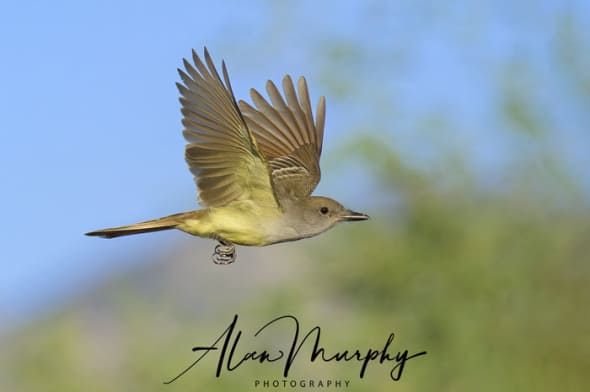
[85,211,197,238]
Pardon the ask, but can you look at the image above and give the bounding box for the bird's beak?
[340,210,370,221]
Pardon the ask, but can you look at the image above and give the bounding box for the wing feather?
[178,48,277,208]
[239,75,326,200]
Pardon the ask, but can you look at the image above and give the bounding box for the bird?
[86,47,369,264]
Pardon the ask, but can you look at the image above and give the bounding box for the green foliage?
[312,136,590,391]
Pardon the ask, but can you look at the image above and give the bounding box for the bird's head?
[288,196,369,239]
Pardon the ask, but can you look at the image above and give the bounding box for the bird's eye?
[320,207,329,215]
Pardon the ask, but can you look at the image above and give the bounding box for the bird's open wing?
[238,76,326,201]
[177,48,278,208]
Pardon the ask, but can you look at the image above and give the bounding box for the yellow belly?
[177,201,282,246]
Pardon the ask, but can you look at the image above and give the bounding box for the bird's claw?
[212,241,236,265]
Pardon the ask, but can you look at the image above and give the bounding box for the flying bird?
[86,48,368,264]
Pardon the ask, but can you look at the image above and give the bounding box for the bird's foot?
[212,240,236,265]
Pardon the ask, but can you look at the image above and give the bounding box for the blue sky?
[1,0,588,330]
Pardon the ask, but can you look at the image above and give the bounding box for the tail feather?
[86,211,196,238]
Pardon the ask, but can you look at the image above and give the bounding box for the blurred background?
[1,0,589,390]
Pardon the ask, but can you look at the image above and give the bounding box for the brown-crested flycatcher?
[86,48,368,264]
